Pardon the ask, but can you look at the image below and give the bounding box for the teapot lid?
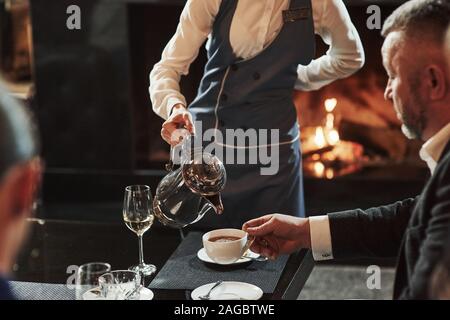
[181,152,226,196]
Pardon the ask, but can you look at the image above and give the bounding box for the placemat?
[149,232,288,293]
[10,281,75,300]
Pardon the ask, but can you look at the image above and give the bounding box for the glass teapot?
[153,134,226,228]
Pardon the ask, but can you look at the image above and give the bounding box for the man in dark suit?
[428,20,450,301]
[0,81,42,300]
[243,0,450,300]
[430,230,450,299]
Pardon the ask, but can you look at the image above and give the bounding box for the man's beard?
[401,123,420,139]
[399,85,427,140]
[399,104,426,140]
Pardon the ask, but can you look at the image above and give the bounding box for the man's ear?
[426,64,447,101]
[5,158,42,220]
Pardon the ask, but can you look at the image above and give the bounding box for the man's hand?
[242,214,311,260]
[161,104,195,146]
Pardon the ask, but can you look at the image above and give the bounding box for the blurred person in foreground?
[0,81,42,300]
[243,0,450,300]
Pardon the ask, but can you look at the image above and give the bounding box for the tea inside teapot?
[182,152,226,196]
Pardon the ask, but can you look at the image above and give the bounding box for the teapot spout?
[204,194,224,215]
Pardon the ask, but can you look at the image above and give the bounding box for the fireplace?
[295,2,425,179]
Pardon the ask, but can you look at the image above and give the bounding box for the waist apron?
[188,0,315,229]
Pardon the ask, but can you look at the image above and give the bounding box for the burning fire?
[302,98,364,179]
[304,98,341,152]
[314,127,326,148]
[323,98,340,146]
[309,99,341,150]
[325,98,337,112]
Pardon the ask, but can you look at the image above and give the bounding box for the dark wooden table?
[12,218,314,300]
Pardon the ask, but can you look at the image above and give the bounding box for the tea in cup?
[202,229,254,264]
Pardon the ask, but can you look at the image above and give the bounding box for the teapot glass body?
[153,136,226,228]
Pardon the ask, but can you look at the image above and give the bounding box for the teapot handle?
[165,129,192,172]
[165,147,175,172]
[165,145,180,172]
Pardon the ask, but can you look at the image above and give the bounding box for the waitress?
[150,0,364,228]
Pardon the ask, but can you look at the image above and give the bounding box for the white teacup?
[202,229,254,264]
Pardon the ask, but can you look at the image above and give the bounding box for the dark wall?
[128,2,207,167]
[30,0,134,170]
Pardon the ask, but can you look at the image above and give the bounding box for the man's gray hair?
[0,80,40,179]
[382,0,450,45]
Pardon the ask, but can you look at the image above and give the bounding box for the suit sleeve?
[398,162,450,299]
[328,197,418,259]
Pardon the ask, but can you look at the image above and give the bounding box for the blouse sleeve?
[295,0,365,91]
[149,0,220,120]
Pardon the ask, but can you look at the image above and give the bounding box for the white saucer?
[191,281,263,300]
[197,248,260,265]
[82,287,154,300]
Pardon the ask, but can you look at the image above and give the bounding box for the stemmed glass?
[123,185,156,276]
[75,262,111,300]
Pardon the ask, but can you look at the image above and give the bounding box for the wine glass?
[75,262,111,300]
[123,185,156,276]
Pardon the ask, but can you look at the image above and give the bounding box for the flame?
[325,98,337,113]
[303,97,365,179]
[313,162,325,177]
[326,113,334,130]
[314,127,326,148]
[328,129,340,146]
[325,168,334,179]
[324,98,340,146]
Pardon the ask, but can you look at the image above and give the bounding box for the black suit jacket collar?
[439,140,450,163]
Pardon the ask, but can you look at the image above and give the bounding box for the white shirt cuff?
[309,215,334,261]
[166,97,187,118]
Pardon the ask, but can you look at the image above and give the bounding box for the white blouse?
[150,0,365,120]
